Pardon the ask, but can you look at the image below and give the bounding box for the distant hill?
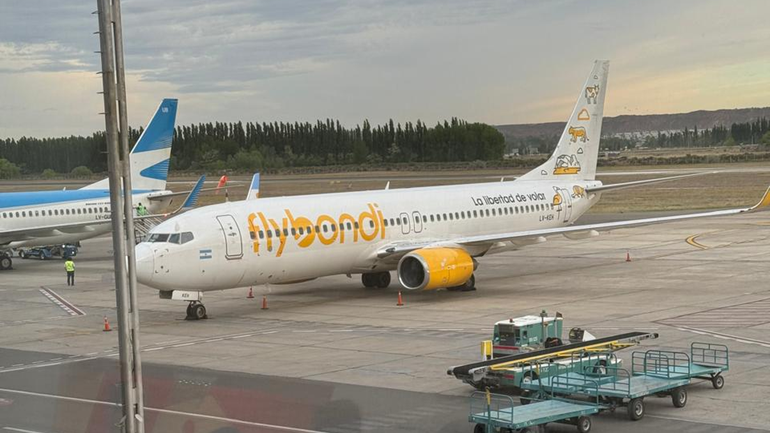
[495,107,770,139]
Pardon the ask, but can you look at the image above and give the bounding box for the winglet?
[748,186,770,212]
[245,173,260,200]
[179,175,205,212]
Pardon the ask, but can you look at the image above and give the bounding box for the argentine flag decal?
[199,249,213,260]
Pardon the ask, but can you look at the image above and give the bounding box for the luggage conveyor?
[449,331,659,389]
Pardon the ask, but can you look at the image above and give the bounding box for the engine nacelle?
[397,248,474,290]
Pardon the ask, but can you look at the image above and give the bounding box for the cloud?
[1,0,770,138]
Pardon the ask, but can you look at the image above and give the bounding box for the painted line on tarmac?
[685,234,709,250]
[0,387,331,433]
[3,427,55,433]
[647,414,770,432]
[38,287,85,316]
[676,326,770,348]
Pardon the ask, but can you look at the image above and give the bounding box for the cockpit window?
[168,233,180,244]
[149,233,169,242]
[180,232,194,244]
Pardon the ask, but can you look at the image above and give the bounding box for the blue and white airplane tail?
[82,98,178,191]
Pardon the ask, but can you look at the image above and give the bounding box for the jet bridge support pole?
[96,1,144,432]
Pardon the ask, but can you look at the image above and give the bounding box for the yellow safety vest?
[65,261,75,272]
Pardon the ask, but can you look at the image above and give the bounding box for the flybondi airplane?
[0,98,204,271]
[135,61,770,320]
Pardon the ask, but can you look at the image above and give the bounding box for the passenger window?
[181,232,194,244]
[22,211,26,217]
[307,226,312,233]
[168,233,180,244]
[422,215,427,223]
[299,226,305,234]
[414,215,419,223]
[267,230,272,237]
[442,213,447,220]
[485,209,490,217]
[430,215,435,222]
[34,210,39,216]
[383,219,389,227]
[315,225,321,233]
[283,228,289,237]
[473,210,478,218]
[347,222,352,230]
[291,227,297,236]
[370,220,375,228]
[354,222,359,229]
[491,209,496,216]
[259,231,264,239]
[454,212,459,219]
[449,213,453,221]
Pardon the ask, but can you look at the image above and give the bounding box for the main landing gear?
[362,272,391,289]
[447,274,476,292]
[185,301,207,320]
[0,252,12,271]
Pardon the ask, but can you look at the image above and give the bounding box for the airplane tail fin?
[517,61,609,182]
[82,98,178,191]
[245,173,260,200]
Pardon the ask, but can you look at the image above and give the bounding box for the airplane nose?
[135,244,154,284]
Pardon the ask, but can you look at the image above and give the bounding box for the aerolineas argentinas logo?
[247,203,385,257]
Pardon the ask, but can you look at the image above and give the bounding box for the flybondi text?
[247,203,385,257]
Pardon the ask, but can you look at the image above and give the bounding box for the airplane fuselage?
[136,179,602,292]
[0,189,171,248]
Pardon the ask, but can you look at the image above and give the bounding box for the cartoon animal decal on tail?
[553,154,581,175]
[568,126,588,143]
[585,84,600,104]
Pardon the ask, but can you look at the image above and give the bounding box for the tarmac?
[1,211,770,432]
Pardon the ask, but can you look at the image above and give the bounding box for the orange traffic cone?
[261,295,269,310]
[247,287,254,299]
[625,251,631,262]
[396,291,404,306]
[103,316,112,332]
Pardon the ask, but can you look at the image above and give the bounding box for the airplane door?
[412,211,423,233]
[216,214,243,260]
[556,188,573,223]
[399,212,410,235]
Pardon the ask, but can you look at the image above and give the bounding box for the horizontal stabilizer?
[586,171,714,193]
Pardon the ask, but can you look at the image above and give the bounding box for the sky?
[2,0,770,138]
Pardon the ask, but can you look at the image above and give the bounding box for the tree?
[42,168,57,179]
[762,131,770,146]
[0,158,21,179]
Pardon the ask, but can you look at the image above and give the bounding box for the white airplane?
[0,98,197,270]
[135,61,770,320]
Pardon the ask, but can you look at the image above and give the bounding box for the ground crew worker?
[64,257,75,286]
[136,202,148,216]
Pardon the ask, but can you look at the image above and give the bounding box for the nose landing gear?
[185,301,207,320]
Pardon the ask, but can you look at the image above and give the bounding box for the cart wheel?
[671,387,687,408]
[520,389,532,405]
[627,398,645,421]
[712,374,724,390]
[473,423,485,433]
[576,416,591,433]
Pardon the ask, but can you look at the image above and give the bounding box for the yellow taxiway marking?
[685,234,709,250]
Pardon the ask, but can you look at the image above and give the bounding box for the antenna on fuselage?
[385,181,390,190]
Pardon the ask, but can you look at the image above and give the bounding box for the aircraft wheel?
[627,398,644,421]
[192,303,207,320]
[361,273,375,288]
[374,272,391,288]
[671,387,687,408]
[0,255,12,270]
[473,424,485,433]
[18,251,25,258]
[461,274,476,291]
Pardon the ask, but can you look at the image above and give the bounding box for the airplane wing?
[376,186,770,259]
